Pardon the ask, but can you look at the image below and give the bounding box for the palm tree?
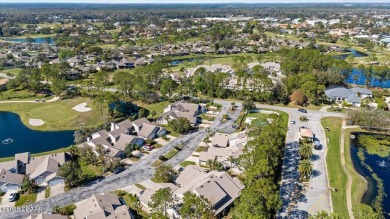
[150,111,157,121]
[299,159,313,180]
[227,156,236,170]
[299,143,313,160]
[207,157,224,171]
[52,205,61,214]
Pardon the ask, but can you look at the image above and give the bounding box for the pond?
[345,68,390,88]
[335,49,368,60]
[170,58,203,66]
[0,111,74,158]
[2,37,55,44]
[350,133,390,218]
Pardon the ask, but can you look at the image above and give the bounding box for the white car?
[290,120,296,124]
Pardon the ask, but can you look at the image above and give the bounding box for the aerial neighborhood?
[0,2,389,219]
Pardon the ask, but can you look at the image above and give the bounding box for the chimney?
[110,122,115,131]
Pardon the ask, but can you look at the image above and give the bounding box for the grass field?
[180,160,196,167]
[321,117,349,218]
[275,102,325,111]
[0,97,104,131]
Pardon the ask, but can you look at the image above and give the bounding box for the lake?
[350,133,390,218]
[345,68,390,88]
[2,37,55,44]
[0,111,74,158]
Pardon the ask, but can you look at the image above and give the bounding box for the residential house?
[113,134,144,150]
[324,86,372,107]
[212,133,230,148]
[25,213,68,219]
[26,153,68,186]
[175,165,207,187]
[139,183,179,209]
[157,101,201,125]
[73,193,134,219]
[132,117,167,139]
[174,170,245,216]
[0,169,24,192]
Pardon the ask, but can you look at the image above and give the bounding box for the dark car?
[298,108,307,113]
[113,167,125,174]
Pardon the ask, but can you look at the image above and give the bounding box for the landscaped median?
[152,143,184,166]
[321,117,349,218]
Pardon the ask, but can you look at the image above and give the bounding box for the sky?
[1,0,385,3]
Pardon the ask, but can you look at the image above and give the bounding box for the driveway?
[0,101,240,219]
[0,192,16,207]
[50,184,65,197]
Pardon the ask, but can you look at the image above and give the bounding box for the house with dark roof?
[324,86,372,107]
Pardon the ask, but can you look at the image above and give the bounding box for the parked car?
[298,108,307,113]
[290,120,296,124]
[113,167,125,174]
[314,140,321,150]
[9,192,19,202]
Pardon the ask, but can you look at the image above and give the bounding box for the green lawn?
[134,101,169,118]
[80,161,103,179]
[180,160,196,167]
[15,193,37,207]
[0,97,104,131]
[135,183,146,190]
[0,68,22,76]
[164,149,179,160]
[321,117,349,218]
[195,146,207,153]
[246,112,270,120]
[275,102,325,111]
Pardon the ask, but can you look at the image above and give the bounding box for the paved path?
[341,121,356,219]
[0,102,240,219]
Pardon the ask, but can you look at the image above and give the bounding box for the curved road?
[1,102,241,219]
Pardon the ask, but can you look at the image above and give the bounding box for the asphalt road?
[1,102,241,219]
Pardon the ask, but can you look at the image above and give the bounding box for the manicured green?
[321,117,349,218]
[134,101,169,117]
[0,97,104,131]
[195,146,207,153]
[0,89,51,101]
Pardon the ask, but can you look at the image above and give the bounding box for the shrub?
[159,155,167,161]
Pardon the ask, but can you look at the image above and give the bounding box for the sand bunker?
[72,102,92,112]
[29,118,44,126]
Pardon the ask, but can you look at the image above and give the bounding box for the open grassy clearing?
[133,100,169,118]
[0,97,104,131]
[321,117,349,218]
[1,68,22,76]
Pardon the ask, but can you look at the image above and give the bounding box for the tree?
[290,90,307,106]
[353,75,359,84]
[150,111,157,121]
[160,78,177,99]
[124,144,135,158]
[153,164,176,183]
[353,204,379,219]
[206,157,225,171]
[148,188,175,217]
[22,176,36,193]
[179,192,213,219]
[309,210,344,219]
[299,159,313,179]
[51,78,67,96]
[168,117,191,134]
[242,99,256,111]
[59,160,83,188]
[299,143,313,160]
